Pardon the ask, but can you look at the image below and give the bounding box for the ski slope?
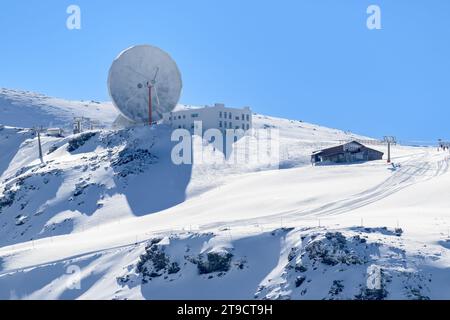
[0,88,117,130]
[1,88,450,300]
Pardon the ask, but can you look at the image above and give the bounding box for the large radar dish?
[108,45,182,124]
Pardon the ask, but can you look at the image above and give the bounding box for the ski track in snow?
[202,151,450,231]
[300,151,449,217]
[1,88,450,299]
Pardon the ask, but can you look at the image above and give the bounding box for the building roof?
[312,141,384,158]
[165,104,251,116]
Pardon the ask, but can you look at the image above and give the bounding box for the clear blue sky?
[1,0,449,142]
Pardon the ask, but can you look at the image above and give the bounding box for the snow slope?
[0,88,118,129]
[1,89,450,300]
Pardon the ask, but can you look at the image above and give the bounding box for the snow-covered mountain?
[1,88,450,300]
[0,88,117,130]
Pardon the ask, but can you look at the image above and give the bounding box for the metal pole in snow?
[37,129,44,164]
[387,141,390,163]
[384,136,395,163]
[148,84,152,126]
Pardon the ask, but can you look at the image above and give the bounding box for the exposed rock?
[195,251,234,275]
[111,148,158,177]
[135,239,181,284]
[304,232,366,266]
[329,280,344,297]
[295,276,306,288]
[67,132,97,152]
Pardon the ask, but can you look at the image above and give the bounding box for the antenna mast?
[147,67,160,126]
[148,82,152,126]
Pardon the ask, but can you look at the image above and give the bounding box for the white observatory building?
[162,103,252,132]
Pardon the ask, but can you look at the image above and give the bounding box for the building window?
[191,113,199,118]
[246,114,250,121]
[235,116,239,120]
[242,114,244,120]
[229,122,232,128]
[191,123,194,129]
[229,113,232,119]
[246,124,249,130]
[219,112,222,118]
[183,115,186,119]
[178,116,181,120]
[242,123,245,129]
[178,125,181,129]
[224,112,227,118]
[219,121,222,128]
[235,126,239,129]
[169,117,172,121]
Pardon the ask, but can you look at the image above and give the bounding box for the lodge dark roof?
[312,141,383,158]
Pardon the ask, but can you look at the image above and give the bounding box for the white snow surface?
[0,88,118,129]
[1,88,450,300]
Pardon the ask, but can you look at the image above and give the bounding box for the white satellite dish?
[108,45,182,125]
